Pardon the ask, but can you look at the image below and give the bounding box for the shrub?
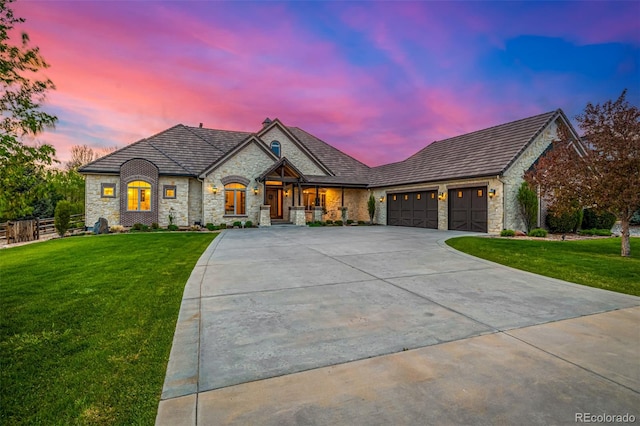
[132,223,144,231]
[529,228,548,238]
[109,225,125,233]
[358,220,366,225]
[54,201,72,237]
[546,208,582,233]
[325,220,333,225]
[167,224,179,231]
[367,193,376,224]
[517,182,538,233]
[206,223,215,231]
[335,220,343,226]
[233,221,242,228]
[151,222,159,230]
[347,219,354,225]
[631,209,640,226]
[500,229,516,237]
[190,225,201,231]
[245,220,253,228]
[582,209,617,230]
[219,223,227,229]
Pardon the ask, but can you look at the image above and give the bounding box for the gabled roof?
[257,157,308,182]
[368,110,562,187]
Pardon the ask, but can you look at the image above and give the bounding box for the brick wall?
[120,159,159,226]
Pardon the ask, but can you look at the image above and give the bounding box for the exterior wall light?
[210,185,218,194]
[284,190,290,197]
[438,192,446,201]
[253,186,259,195]
[489,189,497,198]
[379,196,385,203]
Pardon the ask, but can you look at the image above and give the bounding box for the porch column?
[291,206,306,226]
[259,205,271,227]
[313,206,323,223]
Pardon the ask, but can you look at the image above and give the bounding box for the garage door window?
[458,191,463,198]
[477,189,483,197]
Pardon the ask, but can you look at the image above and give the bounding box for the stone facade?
[260,126,327,175]
[85,174,120,227]
[502,120,559,232]
[158,176,190,227]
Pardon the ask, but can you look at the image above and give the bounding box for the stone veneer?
[158,176,190,227]
[260,126,326,175]
[85,174,120,227]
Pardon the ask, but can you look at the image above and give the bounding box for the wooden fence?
[0,214,85,244]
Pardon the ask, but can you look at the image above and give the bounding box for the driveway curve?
[157,227,639,425]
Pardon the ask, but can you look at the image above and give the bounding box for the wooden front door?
[266,188,283,219]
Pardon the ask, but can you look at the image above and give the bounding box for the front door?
[266,188,283,219]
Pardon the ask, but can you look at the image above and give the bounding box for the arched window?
[224,183,246,215]
[127,180,151,211]
[270,141,281,157]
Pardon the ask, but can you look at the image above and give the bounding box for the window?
[392,195,397,201]
[127,180,151,211]
[270,141,281,157]
[477,189,483,197]
[303,191,326,210]
[430,192,435,199]
[224,183,246,215]
[416,193,421,200]
[163,185,177,199]
[101,183,116,198]
[458,191,463,198]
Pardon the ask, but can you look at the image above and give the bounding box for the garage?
[448,187,487,232]
[387,190,438,228]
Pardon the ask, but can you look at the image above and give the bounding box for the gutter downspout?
[198,177,205,226]
[497,175,506,231]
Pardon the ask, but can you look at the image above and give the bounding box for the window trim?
[163,185,177,199]
[101,183,116,198]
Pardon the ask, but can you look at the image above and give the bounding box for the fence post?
[36,217,40,240]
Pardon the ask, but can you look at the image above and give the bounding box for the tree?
[367,193,376,224]
[527,90,639,257]
[516,181,538,233]
[65,144,96,171]
[0,0,58,220]
[54,199,71,237]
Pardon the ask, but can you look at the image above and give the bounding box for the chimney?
[199,123,203,128]
[262,117,272,128]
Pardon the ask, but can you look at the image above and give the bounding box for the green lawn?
[446,236,640,296]
[0,232,216,425]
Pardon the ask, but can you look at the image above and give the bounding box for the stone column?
[290,206,306,226]
[340,207,348,224]
[259,205,271,227]
[313,206,323,223]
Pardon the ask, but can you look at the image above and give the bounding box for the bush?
[500,229,516,237]
[151,222,159,230]
[631,209,640,226]
[245,220,253,228]
[529,228,548,238]
[582,209,617,230]
[167,224,179,231]
[131,223,144,231]
[347,219,354,225]
[358,220,366,225]
[232,221,241,228]
[325,220,333,225]
[109,225,125,233]
[54,200,72,237]
[517,182,538,233]
[206,223,215,231]
[190,225,201,231]
[219,223,227,229]
[335,220,343,226]
[546,209,582,233]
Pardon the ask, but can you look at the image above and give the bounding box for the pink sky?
[13,1,640,167]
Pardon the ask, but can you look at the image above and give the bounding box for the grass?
[0,232,216,425]
[446,236,640,296]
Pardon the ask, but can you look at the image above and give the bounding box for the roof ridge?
[148,140,195,175]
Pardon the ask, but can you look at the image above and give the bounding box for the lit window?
[477,189,483,197]
[101,183,116,198]
[270,141,281,157]
[303,191,326,210]
[127,180,151,211]
[392,195,397,201]
[458,191,463,198]
[404,194,408,200]
[430,192,435,199]
[164,185,177,199]
[416,194,421,200]
[224,183,246,215]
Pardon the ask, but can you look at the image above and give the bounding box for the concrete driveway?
[157,227,640,425]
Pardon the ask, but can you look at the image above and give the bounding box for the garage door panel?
[387,191,438,229]
[448,187,487,233]
[387,194,401,226]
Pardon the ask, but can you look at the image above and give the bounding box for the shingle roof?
[368,110,561,187]
[79,110,563,188]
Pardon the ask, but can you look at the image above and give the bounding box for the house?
[79,109,580,233]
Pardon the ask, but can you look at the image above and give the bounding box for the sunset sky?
[14,0,640,167]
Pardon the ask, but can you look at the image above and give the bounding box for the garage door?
[387,191,438,228]
[448,187,487,232]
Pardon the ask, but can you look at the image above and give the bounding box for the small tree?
[54,200,71,237]
[516,181,538,233]
[367,193,376,224]
[527,90,639,257]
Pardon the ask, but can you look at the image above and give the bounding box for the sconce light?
[253,186,259,195]
[210,185,218,194]
[438,192,446,201]
[284,190,290,197]
[488,189,497,198]
[379,196,385,203]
